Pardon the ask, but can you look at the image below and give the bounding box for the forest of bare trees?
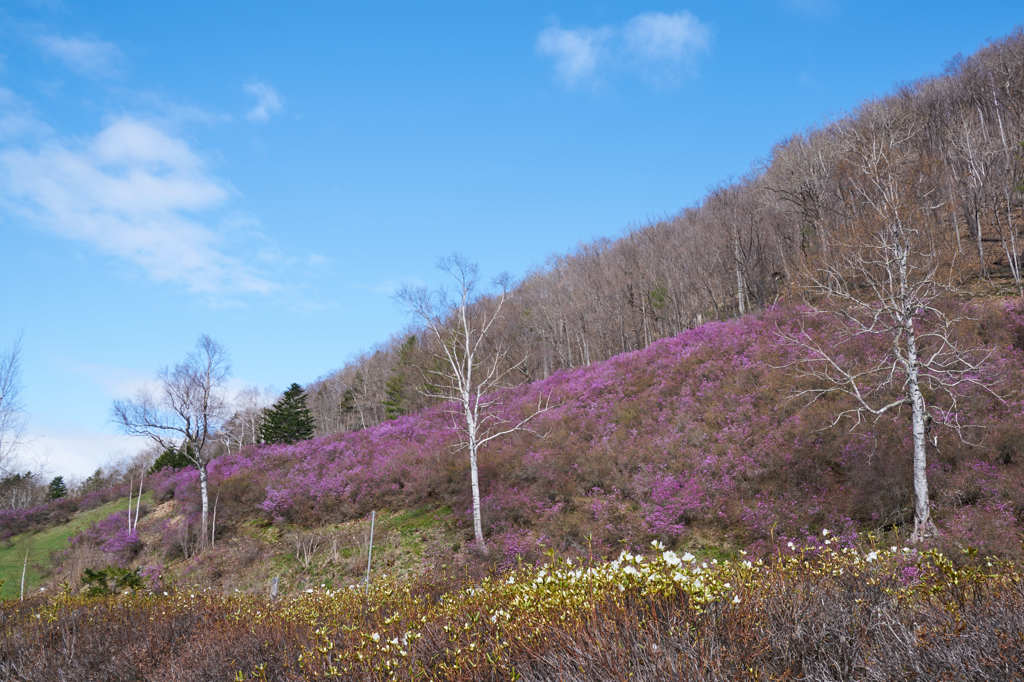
[303,30,1024,439]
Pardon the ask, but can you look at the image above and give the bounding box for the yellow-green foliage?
[4,537,1021,680]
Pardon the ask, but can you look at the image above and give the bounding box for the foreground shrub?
[80,566,143,597]
[1,540,1021,680]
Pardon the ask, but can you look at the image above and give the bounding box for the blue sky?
[1,1,1020,478]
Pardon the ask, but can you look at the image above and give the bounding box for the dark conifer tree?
[149,445,192,473]
[260,383,316,444]
[383,335,417,420]
[48,475,67,499]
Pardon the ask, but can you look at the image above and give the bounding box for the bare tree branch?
[397,254,551,551]
[112,335,229,551]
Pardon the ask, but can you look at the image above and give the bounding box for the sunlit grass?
[0,495,147,599]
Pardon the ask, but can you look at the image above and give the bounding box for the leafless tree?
[220,386,273,454]
[398,255,549,550]
[781,110,1000,542]
[299,30,1024,440]
[0,334,25,475]
[113,335,229,551]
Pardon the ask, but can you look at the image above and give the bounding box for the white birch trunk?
[133,468,144,533]
[908,374,934,542]
[198,462,209,549]
[899,244,936,542]
[733,227,747,316]
[469,441,484,549]
[19,548,27,601]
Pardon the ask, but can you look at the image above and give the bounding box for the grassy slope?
[164,505,458,595]
[0,496,139,599]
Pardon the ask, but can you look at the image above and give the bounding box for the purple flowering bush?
[0,484,131,541]
[68,510,144,566]
[153,300,1024,558]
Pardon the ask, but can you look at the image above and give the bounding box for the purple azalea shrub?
[157,300,1024,558]
[0,483,131,542]
[69,510,143,565]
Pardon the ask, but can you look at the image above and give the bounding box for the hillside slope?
[128,300,1024,584]
[301,29,1024,440]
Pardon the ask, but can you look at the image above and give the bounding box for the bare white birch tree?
[0,335,25,475]
[782,110,1000,542]
[398,255,549,551]
[113,335,229,551]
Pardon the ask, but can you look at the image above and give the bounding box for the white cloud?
[244,81,283,122]
[537,11,711,88]
[623,11,710,63]
[36,34,123,78]
[536,25,612,86]
[0,116,276,295]
[21,429,141,480]
[91,117,201,170]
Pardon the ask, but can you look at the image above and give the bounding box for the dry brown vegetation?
[1,543,1021,680]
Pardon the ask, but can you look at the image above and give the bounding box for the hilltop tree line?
[303,30,1024,439]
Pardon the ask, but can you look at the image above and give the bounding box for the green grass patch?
[0,495,147,600]
[387,505,452,534]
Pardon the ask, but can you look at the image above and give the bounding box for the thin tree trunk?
[210,488,219,548]
[19,548,28,601]
[469,445,484,549]
[972,206,987,278]
[364,510,376,593]
[950,191,962,257]
[465,393,485,550]
[133,468,144,532]
[733,227,747,316]
[902,276,936,543]
[908,370,935,542]
[127,476,134,533]
[198,462,209,550]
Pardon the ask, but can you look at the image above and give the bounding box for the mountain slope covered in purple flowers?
[139,300,1024,572]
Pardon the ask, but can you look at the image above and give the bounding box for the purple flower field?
[120,301,1024,560]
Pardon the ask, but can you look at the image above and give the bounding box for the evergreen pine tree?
[48,475,67,499]
[150,445,192,473]
[260,383,316,444]
[382,374,405,420]
[383,335,416,420]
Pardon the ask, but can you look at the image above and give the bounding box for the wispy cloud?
[0,115,277,295]
[36,34,123,77]
[536,25,612,86]
[75,362,260,405]
[623,11,710,63]
[0,86,51,141]
[21,429,140,479]
[244,81,283,122]
[132,91,234,128]
[537,11,711,88]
